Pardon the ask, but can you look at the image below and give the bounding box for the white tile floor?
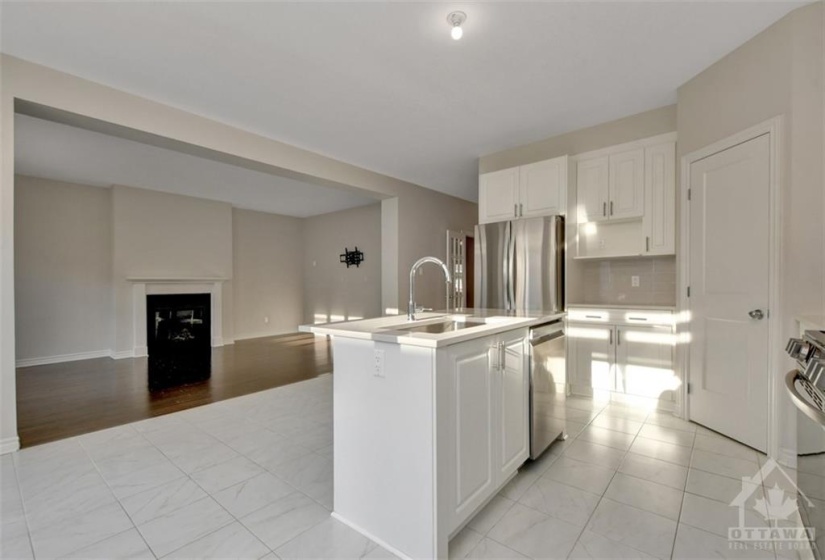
[0,374,791,559]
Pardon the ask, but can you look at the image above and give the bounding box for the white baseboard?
[16,349,113,368]
[0,437,20,455]
[111,350,135,360]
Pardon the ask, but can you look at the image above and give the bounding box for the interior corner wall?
[111,185,233,354]
[232,208,303,340]
[397,190,478,313]
[303,203,382,324]
[677,1,824,460]
[14,175,113,363]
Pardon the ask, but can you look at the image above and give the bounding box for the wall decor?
[340,247,365,268]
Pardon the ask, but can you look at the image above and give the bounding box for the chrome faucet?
[408,256,452,321]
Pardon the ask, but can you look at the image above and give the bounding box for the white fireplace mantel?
[128,277,227,358]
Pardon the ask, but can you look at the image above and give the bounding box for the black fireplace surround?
[147,293,212,391]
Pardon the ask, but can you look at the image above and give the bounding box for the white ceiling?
[1,1,803,202]
[14,114,379,217]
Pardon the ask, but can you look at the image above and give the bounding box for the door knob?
[748,309,765,320]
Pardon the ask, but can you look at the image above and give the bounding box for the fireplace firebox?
[146,293,211,391]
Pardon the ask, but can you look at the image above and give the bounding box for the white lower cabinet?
[567,310,676,404]
[438,328,529,534]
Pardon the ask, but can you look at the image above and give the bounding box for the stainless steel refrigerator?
[473,215,564,313]
[474,215,567,459]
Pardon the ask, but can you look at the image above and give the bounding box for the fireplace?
[146,293,212,391]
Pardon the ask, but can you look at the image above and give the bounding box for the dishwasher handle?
[530,329,564,347]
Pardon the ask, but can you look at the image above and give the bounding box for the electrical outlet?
[373,349,385,377]
[631,276,640,287]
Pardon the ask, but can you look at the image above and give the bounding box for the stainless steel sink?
[385,317,488,334]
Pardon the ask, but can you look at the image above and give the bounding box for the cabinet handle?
[514,204,518,218]
[603,202,606,217]
[491,345,500,370]
[499,342,505,371]
[617,330,621,346]
[609,330,613,345]
[519,203,523,217]
[585,315,602,319]
[646,236,650,252]
[628,316,648,321]
[610,201,614,216]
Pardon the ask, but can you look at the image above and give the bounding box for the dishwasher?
[529,319,567,459]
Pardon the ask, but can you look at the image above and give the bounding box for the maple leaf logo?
[753,484,799,522]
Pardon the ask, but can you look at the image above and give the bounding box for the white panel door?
[615,325,676,402]
[497,332,529,480]
[576,157,609,223]
[643,142,676,255]
[609,149,645,220]
[520,157,567,218]
[479,168,519,224]
[688,133,770,452]
[448,337,496,521]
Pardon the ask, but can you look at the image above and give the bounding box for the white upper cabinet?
[643,142,676,255]
[576,157,609,223]
[479,156,568,224]
[574,134,676,258]
[479,168,520,224]
[608,149,645,220]
[519,158,568,219]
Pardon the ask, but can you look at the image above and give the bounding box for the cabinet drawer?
[567,307,674,327]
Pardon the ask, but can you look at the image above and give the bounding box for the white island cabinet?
[303,311,558,559]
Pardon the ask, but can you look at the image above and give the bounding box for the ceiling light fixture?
[447,11,466,41]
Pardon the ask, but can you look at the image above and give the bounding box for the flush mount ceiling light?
[447,11,467,41]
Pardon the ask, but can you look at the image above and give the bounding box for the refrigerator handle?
[507,222,516,311]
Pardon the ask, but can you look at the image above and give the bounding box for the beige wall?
[397,188,478,313]
[479,105,677,174]
[111,186,234,353]
[677,1,824,460]
[14,176,113,362]
[233,208,303,339]
[15,177,379,358]
[303,203,382,323]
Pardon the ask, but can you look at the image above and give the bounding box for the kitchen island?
[302,309,564,559]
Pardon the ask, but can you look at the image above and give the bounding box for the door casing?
[677,116,783,460]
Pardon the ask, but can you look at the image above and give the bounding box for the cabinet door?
[519,157,567,218]
[479,168,519,224]
[643,142,676,255]
[576,157,609,223]
[608,149,645,220]
[497,332,529,480]
[614,326,675,402]
[567,323,614,394]
[444,336,497,524]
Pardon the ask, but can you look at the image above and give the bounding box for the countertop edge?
[301,312,565,348]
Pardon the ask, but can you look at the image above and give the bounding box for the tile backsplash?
[576,256,676,306]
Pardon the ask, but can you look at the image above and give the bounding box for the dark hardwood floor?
[16,333,332,448]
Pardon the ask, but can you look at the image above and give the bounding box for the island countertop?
[299,308,565,348]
